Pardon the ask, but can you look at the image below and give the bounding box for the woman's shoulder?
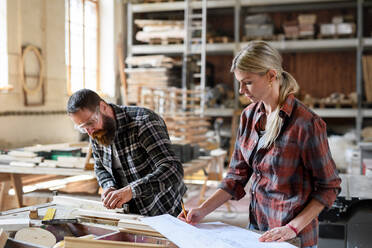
[292,98,325,127]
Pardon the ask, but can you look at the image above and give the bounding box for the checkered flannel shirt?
[219,94,341,247]
[92,104,187,216]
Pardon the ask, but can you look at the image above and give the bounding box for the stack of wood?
[165,114,211,148]
[303,92,357,108]
[298,14,316,38]
[138,87,211,148]
[0,142,93,169]
[283,14,316,39]
[135,19,185,44]
[243,14,274,40]
[125,55,182,104]
[362,127,372,141]
[0,150,43,167]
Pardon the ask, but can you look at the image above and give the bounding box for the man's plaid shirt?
[91,104,187,217]
[219,94,341,247]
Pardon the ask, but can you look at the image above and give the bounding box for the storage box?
[244,24,274,39]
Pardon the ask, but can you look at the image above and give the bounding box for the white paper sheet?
[141,214,297,248]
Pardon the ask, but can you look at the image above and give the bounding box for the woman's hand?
[177,207,206,225]
[259,225,296,242]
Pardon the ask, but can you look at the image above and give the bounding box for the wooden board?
[0,218,29,232]
[64,237,166,248]
[118,219,157,233]
[0,229,8,248]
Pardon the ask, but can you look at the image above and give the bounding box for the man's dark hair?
[67,89,103,113]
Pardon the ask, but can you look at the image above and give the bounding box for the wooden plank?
[118,219,157,233]
[72,209,140,221]
[52,196,104,210]
[0,165,95,176]
[64,237,167,248]
[0,219,29,232]
[118,228,164,238]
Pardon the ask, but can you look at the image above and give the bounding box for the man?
[67,89,187,216]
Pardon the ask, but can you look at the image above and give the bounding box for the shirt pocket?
[265,140,300,176]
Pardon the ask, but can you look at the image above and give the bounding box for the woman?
[178,41,341,248]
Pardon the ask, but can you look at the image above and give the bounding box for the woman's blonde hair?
[231,40,299,148]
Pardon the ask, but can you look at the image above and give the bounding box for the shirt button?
[256,172,260,177]
[251,191,255,195]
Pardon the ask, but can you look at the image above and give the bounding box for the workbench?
[319,173,372,248]
[0,151,226,212]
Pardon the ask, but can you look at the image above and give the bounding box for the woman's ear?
[267,69,277,82]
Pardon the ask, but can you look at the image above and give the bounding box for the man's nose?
[86,127,95,136]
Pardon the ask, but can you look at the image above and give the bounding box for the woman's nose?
[239,83,246,94]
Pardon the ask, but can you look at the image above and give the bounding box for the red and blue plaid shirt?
[219,94,341,247]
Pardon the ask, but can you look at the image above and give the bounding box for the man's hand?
[101,187,116,201]
[259,225,296,242]
[102,185,133,209]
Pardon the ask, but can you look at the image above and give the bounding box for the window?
[0,0,9,90]
[65,0,99,95]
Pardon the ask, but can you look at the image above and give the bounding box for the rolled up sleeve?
[219,113,252,200]
[301,118,341,208]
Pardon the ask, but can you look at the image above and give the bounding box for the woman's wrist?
[286,223,299,236]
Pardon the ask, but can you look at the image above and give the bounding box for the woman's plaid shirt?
[91,104,187,217]
[219,94,341,247]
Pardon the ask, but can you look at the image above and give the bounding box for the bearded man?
[67,89,186,216]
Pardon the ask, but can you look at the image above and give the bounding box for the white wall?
[0,0,124,149]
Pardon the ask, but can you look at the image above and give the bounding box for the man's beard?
[91,114,117,146]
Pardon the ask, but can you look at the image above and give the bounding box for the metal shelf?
[204,108,372,118]
[131,38,362,55]
[205,108,234,117]
[364,37,372,47]
[131,0,346,13]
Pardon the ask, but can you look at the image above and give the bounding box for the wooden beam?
[10,174,23,208]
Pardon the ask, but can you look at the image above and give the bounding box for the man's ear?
[99,100,106,112]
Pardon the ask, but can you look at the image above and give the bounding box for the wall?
[0,0,124,149]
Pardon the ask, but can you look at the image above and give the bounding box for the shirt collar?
[257,94,295,118]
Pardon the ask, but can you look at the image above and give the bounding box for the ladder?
[182,0,207,116]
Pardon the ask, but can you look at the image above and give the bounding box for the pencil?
[181,200,188,219]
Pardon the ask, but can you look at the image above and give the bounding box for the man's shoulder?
[113,105,163,126]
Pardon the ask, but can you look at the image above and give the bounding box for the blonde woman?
[179,41,341,248]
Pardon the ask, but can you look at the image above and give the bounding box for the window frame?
[66,0,100,96]
[0,0,12,92]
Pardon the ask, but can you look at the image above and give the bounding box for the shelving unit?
[126,0,371,141]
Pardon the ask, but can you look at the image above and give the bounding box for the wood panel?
[207,55,234,88]
[282,51,356,98]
